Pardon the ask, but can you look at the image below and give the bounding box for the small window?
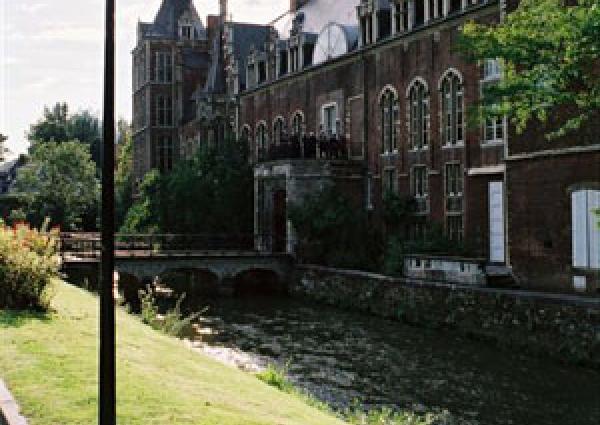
[483,59,502,81]
[322,104,337,136]
[181,25,192,40]
[572,189,600,269]
[485,116,505,143]
[155,95,173,127]
[154,136,174,173]
[273,117,285,145]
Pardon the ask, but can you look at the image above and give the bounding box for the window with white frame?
[484,116,505,143]
[408,79,430,150]
[572,189,600,269]
[411,166,428,198]
[322,103,337,136]
[381,88,399,153]
[383,168,398,195]
[181,25,192,40]
[441,70,464,146]
[445,163,463,197]
[155,95,173,127]
[155,52,172,83]
[483,58,502,81]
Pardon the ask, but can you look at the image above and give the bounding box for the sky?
[0,0,285,158]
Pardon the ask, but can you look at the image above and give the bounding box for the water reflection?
[185,295,600,425]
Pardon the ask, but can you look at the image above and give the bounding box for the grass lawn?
[0,281,347,425]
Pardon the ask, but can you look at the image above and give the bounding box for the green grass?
[0,281,347,425]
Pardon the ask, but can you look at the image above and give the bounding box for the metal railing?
[60,233,289,257]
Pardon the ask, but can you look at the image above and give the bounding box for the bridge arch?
[232,268,287,296]
[158,268,220,298]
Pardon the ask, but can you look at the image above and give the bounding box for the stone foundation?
[291,265,600,368]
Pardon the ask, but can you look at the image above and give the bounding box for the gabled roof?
[225,23,271,89]
[139,0,206,40]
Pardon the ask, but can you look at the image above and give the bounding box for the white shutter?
[572,191,588,268]
[588,190,600,269]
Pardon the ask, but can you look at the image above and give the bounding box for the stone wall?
[292,265,600,368]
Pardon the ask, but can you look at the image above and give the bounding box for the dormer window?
[181,25,192,40]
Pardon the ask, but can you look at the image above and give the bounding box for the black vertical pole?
[100,0,116,424]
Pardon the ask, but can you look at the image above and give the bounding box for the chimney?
[219,0,228,23]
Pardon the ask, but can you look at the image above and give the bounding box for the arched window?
[291,112,304,138]
[256,122,268,160]
[440,70,464,146]
[407,79,429,150]
[273,117,285,145]
[380,87,399,153]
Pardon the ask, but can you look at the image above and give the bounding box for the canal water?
[165,290,600,425]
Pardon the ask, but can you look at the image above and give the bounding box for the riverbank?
[0,281,346,425]
[292,265,600,368]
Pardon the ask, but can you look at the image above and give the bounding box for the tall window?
[445,163,463,198]
[445,163,464,240]
[441,70,464,146]
[380,88,399,153]
[156,95,172,127]
[408,79,429,150]
[572,189,600,269]
[291,112,304,137]
[411,166,428,198]
[383,168,397,194]
[322,103,337,135]
[155,52,172,83]
[273,117,285,145]
[154,136,173,173]
[256,122,268,159]
[241,126,251,143]
[447,215,464,242]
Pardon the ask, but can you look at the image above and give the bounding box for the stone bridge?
[60,233,295,296]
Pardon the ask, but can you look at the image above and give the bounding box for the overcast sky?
[0,0,284,158]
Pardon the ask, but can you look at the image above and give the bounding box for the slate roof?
[139,0,206,40]
[0,159,18,176]
[225,23,271,90]
[275,0,362,39]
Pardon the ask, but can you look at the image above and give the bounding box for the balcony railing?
[256,136,349,162]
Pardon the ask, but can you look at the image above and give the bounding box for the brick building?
[134,0,600,294]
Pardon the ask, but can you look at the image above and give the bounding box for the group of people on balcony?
[262,121,348,161]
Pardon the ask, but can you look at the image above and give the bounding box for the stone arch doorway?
[272,189,287,253]
[233,269,286,296]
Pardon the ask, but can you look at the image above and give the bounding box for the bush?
[0,221,60,310]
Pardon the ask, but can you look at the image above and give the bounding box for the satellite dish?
[312,22,356,65]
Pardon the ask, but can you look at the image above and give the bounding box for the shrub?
[0,220,60,310]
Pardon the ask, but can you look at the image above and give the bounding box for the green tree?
[458,0,600,138]
[121,139,254,235]
[115,119,134,229]
[28,103,103,168]
[15,141,100,230]
[289,186,382,270]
